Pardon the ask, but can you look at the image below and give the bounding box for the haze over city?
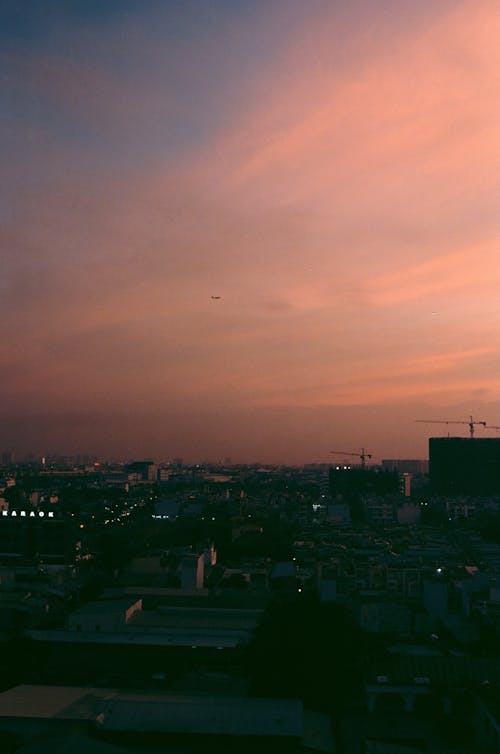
[2,0,499,463]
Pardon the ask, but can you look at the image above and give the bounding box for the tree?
[246,593,368,713]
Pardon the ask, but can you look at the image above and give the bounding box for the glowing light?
[2,510,55,518]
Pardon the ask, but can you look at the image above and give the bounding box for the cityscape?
[2,1,499,753]
[1,436,500,752]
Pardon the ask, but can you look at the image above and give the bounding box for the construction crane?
[330,448,372,468]
[415,415,486,439]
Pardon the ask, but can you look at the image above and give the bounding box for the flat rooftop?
[0,685,303,738]
[0,685,111,719]
[97,696,303,736]
[129,605,262,631]
[69,599,140,616]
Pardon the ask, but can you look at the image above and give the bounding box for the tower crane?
[330,448,372,468]
[415,415,486,439]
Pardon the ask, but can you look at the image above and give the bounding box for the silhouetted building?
[0,685,304,753]
[382,459,428,474]
[329,467,399,498]
[429,437,500,495]
[125,460,157,482]
[181,553,205,590]
[0,512,77,563]
[1,450,13,467]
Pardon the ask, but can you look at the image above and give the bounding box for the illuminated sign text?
[2,510,55,518]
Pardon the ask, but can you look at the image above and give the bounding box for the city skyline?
[2,0,499,463]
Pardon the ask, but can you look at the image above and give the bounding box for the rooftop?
[96,695,303,737]
[0,685,304,738]
[69,599,140,616]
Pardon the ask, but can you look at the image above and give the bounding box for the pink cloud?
[2,0,499,458]
[364,238,500,305]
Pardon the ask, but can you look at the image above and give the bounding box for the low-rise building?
[0,685,305,753]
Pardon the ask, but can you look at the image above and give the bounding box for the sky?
[1,0,499,464]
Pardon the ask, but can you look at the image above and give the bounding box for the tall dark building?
[0,512,77,563]
[329,467,399,498]
[429,437,500,495]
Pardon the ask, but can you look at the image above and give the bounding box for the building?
[67,599,142,632]
[181,553,205,590]
[429,437,500,495]
[0,511,78,564]
[474,686,500,751]
[0,685,305,753]
[30,602,262,650]
[400,473,412,498]
[363,495,397,524]
[329,468,399,498]
[0,451,13,467]
[125,461,157,483]
[382,459,428,474]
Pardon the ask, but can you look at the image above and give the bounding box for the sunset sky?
[2,0,499,464]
